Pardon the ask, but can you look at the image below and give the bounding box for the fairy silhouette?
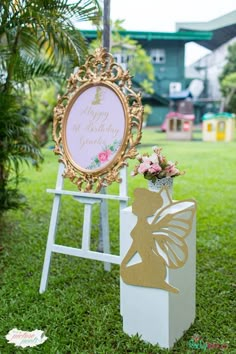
[91,86,102,105]
[120,187,196,293]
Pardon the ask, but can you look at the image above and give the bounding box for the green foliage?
[90,19,155,92]
[219,43,236,112]
[90,19,155,126]
[26,83,59,146]
[0,0,101,75]
[220,72,236,113]
[112,20,155,88]
[0,129,235,352]
[0,92,43,213]
[220,43,236,79]
[0,0,101,214]
[143,104,153,124]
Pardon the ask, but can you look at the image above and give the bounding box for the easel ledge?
[47,189,129,202]
[51,244,120,264]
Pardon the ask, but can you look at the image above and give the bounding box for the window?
[169,119,174,131]
[207,123,212,132]
[113,53,134,65]
[113,53,121,64]
[176,119,182,131]
[218,121,225,132]
[183,121,190,131]
[150,49,166,64]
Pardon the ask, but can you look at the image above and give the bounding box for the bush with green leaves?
[0,0,100,215]
[219,42,236,112]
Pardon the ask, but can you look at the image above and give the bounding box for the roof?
[143,93,169,106]
[81,30,212,42]
[169,89,192,100]
[131,79,170,106]
[166,112,195,121]
[202,112,236,120]
[176,10,236,50]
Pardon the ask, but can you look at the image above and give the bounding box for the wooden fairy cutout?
[120,187,196,293]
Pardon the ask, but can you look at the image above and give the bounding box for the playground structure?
[166,111,195,140]
[163,99,195,141]
[202,112,236,142]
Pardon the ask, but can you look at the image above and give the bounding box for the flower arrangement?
[131,146,184,182]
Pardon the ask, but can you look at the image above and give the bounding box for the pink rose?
[165,165,179,177]
[138,162,150,174]
[98,150,112,163]
[150,163,161,172]
[105,149,112,157]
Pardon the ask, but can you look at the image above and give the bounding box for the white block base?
[120,205,196,349]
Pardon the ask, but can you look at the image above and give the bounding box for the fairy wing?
[150,199,196,269]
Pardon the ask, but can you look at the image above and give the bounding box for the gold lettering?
[80,135,106,150]
[85,120,119,138]
[74,105,121,140]
[81,106,109,123]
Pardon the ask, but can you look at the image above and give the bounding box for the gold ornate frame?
[53,47,143,193]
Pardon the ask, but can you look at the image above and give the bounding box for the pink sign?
[63,84,127,172]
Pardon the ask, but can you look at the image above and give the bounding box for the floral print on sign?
[86,140,121,170]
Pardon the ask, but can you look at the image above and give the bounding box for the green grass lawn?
[0,128,235,353]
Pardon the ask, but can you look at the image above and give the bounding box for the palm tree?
[0,0,101,215]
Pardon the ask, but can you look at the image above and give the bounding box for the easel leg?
[100,198,111,271]
[75,195,111,271]
[82,203,93,251]
[39,193,61,293]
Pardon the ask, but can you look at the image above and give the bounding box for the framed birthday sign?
[62,82,128,173]
[53,48,143,192]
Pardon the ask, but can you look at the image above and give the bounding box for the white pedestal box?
[120,204,196,349]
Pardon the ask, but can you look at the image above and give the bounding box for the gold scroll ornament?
[120,188,196,293]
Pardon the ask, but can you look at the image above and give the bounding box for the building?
[81,10,236,126]
[179,10,236,120]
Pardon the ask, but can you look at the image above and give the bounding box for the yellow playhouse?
[202,112,236,142]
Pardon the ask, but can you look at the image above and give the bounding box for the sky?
[79,0,236,66]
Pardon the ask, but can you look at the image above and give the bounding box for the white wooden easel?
[39,162,128,293]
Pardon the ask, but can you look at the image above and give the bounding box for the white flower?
[142,156,151,162]
[149,153,158,163]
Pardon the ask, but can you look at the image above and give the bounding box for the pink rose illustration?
[98,150,112,163]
